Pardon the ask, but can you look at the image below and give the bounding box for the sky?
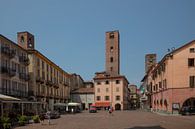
[1,0,195,86]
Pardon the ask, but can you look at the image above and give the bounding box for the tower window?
[110,46,114,52]
[110,57,113,62]
[110,33,114,39]
[20,36,24,44]
[110,67,113,71]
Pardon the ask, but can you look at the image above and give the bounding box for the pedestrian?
[46,111,51,125]
[109,107,113,115]
[39,113,45,125]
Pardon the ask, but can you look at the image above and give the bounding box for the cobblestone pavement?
[15,110,195,129]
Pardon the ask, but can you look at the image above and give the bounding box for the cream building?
[93,31,129,110]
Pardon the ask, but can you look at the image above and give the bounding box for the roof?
[0,34,28,53]
[71,87,94,94]
[94,74,129,84]
[148,40,195,74]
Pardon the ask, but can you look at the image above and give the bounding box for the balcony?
[1,66,9,74]
[9,68,16,77]
[46,80,53,86]
[36,76,44,84]
[54,83,59,88]
[36,91,45,97]
[1,66,16,77]
[19,73,30,81]
[1,46,16,59]
[0,88,28,98]
[19,56,30,66]
[28,91,34,96]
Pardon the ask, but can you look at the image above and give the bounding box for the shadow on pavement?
[125,125,166,129]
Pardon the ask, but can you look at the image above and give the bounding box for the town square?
[1,0,195,129]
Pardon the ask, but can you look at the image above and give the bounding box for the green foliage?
[18,115,27,126]
[32,115,40,123]
[1,116,11,129]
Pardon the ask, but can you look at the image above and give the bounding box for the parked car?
[89,104,97,113]
[180,106,195,115]
[44,111,60,119]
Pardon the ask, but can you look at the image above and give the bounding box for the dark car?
[89,105,97,113]
[44,111,60,119]
[180,106,195,115]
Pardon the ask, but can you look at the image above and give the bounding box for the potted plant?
[18,115,27,126]
[32,115,40,123]
[1,116,11,129]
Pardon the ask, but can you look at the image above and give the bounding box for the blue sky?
[1,0,195,86]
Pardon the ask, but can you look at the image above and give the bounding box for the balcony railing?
[36,76,44,84]
[1,46,16,58]
[19,73,30,81]
[19,56,30,66]
[0,88,28,97]
[1,66,16,77]
[46,80,53,86]
[54,83,59,88]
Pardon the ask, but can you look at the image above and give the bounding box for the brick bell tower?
[105,30,120,76]
[17,31,35,50]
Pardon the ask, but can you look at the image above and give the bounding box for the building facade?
[142,40,195,114]
[17,31,71,111]
[145,54,156,73]
[0,34,30,115]
[128,84,139,109]
[71,81,94,110]
[105,31,120,75]
[94,73,129,110]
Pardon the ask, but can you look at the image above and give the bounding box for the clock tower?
[17,31,35,50]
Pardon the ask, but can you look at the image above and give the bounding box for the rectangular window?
[190,76,195,88]
[188,58,194,67]
[97,82,101,85]
[116,87,119,92]
[97,88,100,93]
[96,96,101,101]
[156,84,158,91]
[190,48,195,53]
[164,79,167,89]
[105,80,109,85]
[116,96,120,101]
[159,82,162,89]
[110,57,113,62]
[153,86,155,91]
[105,96,110,101]
[116,80,120,84]
[37,58,40,66]
[106,88,109,92]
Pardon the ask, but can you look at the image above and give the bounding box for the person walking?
[46,111,51,125]
[39,113,45,125]
[108,107,113,115]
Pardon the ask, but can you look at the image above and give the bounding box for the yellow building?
[17,31,71,111]
[0,34,30,115]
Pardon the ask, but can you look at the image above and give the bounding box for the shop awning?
[95,102,110,107]
[0,94,21,101]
